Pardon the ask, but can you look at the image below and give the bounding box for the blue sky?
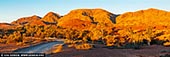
[0,0,170,23]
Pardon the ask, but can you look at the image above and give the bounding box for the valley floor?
[51,44,170,57]
[0,43,27,53]
[0,41,46,53]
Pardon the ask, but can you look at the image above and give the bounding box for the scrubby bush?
[16,42,26,46]
[75,43,93,50]
[104,35,116,47]
[0,39,7,44]
[52,44,63,53]
[64,39,82,44]
[163,42,170,47]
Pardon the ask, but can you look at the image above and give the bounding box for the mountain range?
[0,8,170,30]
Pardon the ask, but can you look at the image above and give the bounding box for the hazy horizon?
[0,0,170,23]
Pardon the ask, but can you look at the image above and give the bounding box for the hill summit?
[11,15,42,25]
[2,8,170,30]
[57,8,116,29]
[116,8,170,27]
[42,12,60,23]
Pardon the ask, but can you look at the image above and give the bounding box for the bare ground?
[51,44,170,57]
[0,41,51,53]
[0,43,27,53]
[13,41,63,53]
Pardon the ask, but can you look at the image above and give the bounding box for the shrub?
[75,43,93,50]
[52,44,63,53]
[104,35,116,47]
[68,44,76,48]
[16,42,26,46]
[163,42,170,47]
[0,39,7,44]
[64,39,82,44]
